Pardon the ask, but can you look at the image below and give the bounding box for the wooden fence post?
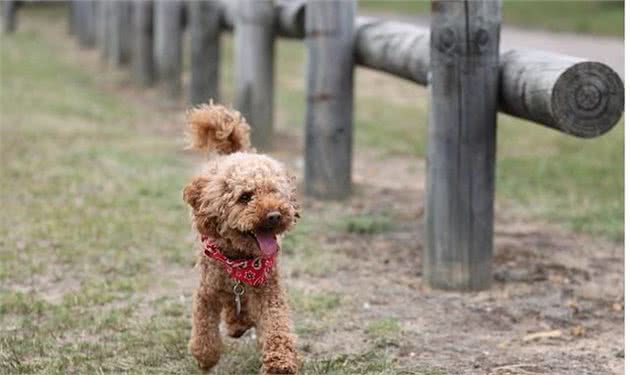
[68,0,77,35]
[304,0,355,199]
[154,0,183,98]
[132,0,155,86]
[94,1,108,56]
[188,0,221,105]
[234,0,274,149]
[108,1,132,66]
[424,0,501,290]
[77,0,96,48]
[1,1,16,34]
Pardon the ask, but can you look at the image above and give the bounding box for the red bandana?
[201,236,276,286]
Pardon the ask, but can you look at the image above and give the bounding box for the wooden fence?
[3,0,624,291]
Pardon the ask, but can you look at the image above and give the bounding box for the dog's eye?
[238,191,253,204]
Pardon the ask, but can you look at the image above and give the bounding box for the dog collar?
[201,236,276,286]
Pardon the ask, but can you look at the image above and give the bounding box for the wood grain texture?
[219,0,622,137]
[424,0,501,291]
[500,50,624,137]
[234,0,274,149]
[304,0,355,199]
[94,1,107,53]
[154,0,183,98]
[108,1,132,66]
[1,1,16,34]
[132,0,155,87]
[77,0,96,48]
[355,17,430,86]
[68,0,77,35]
[188,0,221,105]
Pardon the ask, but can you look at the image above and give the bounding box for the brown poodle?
[183,103,300,374]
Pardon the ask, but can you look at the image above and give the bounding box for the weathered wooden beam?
[94,1,108,53]
[500,50,624,138]
[354,17,430,85]
[188,0,221,105]
[304,0,355,199]
[77,0,96,48]
[219,1,623,138]
[108,1,132,66]
[68,0,77,35]
[154,0,183,98]
[234,0,275,149]
[132,0,155,86]
[1,1,16,34]
[424,0,501,291]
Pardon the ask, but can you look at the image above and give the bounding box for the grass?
[365,318,401,339]
[337,214,394,235]
[1,4,623,375]
[359,0,624,37]
[0,13,199,373]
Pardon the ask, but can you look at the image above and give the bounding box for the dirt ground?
[6,7,624,375]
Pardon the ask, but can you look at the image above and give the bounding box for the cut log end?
[552,62,624,138]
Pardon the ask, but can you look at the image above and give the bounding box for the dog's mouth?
[247,229,278,257]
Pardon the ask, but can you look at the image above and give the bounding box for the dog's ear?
[183,176,209,211]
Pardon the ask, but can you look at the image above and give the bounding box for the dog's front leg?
[256,286,299,375]
[189,288,223,371]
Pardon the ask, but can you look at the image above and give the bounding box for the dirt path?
[361,11,624,80]
[19,9,624,374]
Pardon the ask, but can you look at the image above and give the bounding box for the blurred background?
[0,1,624,374]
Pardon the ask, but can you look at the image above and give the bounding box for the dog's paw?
[262,362,299,375]
[189,337,221,371]
[261,336,299,374]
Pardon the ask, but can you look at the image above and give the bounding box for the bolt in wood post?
[424,0,501,291]
[234,0,274,149]
[154,0,183,98]
[132,0,155,86]
[304,0,355,199]
[188,0,221,105]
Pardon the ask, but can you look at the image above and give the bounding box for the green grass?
[359,0,624,37]
[1,4,623,375]
[337,214,394,235]
[0,13,198,374]
[365,318,401,339]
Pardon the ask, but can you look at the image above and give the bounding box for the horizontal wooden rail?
[220,0,623,138]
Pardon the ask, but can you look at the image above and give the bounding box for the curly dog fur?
[183,103,300,374]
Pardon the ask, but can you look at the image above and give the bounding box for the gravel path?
[361,12,624,80]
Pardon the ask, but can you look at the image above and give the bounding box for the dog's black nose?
[266,211,282,226]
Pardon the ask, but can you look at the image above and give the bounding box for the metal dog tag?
[233,282,245,317]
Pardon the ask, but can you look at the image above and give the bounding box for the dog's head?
[184,152,300,257]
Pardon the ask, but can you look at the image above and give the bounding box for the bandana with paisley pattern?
[201,236,276,286]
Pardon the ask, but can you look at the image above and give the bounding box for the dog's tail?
[186,102,252,155]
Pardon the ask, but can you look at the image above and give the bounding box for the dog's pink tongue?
[254,230,278,257]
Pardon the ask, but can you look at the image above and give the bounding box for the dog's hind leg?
[189,288,223,371]
[223,295,255,338]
